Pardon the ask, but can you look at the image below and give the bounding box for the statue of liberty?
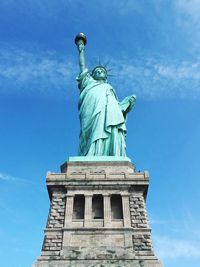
[75,33,136,157]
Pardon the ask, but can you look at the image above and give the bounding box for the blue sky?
[0,1,200,266]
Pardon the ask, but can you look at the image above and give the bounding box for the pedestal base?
[33,259,162,267]
[33,159,163,267]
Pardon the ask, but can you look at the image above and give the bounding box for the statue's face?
[92,67,107,81]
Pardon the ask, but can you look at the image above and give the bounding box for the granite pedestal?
[33,158,163,267]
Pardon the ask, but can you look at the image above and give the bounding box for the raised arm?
[75,33,87,73]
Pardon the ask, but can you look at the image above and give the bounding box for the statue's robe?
[77,70,127,156]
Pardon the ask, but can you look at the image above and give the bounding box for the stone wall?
[130,192,154,256]
[47,190,65,228]
[130,193,149,229]
[33,259,162,267]
[41,190,66,257]
[133,233,154,256]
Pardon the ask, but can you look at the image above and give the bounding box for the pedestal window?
[111,194,123,219]
[73,194,85,219]
[92,194,104,219]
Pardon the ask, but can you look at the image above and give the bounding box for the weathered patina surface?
[75,33,136,156]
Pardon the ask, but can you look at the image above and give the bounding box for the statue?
[75,33,136,157]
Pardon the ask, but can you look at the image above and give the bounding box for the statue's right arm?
[77,40,87,73]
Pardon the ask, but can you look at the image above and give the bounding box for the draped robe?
[77,70,127,156]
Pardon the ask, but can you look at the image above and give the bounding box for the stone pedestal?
[33,159,163,267]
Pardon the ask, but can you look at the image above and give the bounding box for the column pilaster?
[103,194,111,227]
[64,194,74,228]
[122,194,131,227]
[84,194,93,227]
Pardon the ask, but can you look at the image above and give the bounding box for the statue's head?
[92,66,107,81]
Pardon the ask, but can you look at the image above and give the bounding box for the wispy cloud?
[0,0,142,17]
[154,235,200,259]
[0,0,73,20]
[1,46,200,100]
[150,212,200,260]
[0,172,36,185]
[174,0,200,54]
[149,218,167,225]
[175,0,200,21]
[112,57,200,99]
[0,47,76,98]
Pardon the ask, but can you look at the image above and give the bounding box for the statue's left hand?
[119,95,136,115]
[129,95,136,105]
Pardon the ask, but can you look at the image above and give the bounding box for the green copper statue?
[75,33,136,157]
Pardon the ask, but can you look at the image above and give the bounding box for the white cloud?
[154,235,200,259]
[0,172,36,185]
[0,47,76,97]
[0,172,13,181]
[112,57,200,99]
[149,218,167,225]
[150,214,200,260]
[174,0,200,54]
[0,0,142,17]
[0,0,73,19]
[1,46,200,100]
[175,0,200,21]
[108,0,144,15]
